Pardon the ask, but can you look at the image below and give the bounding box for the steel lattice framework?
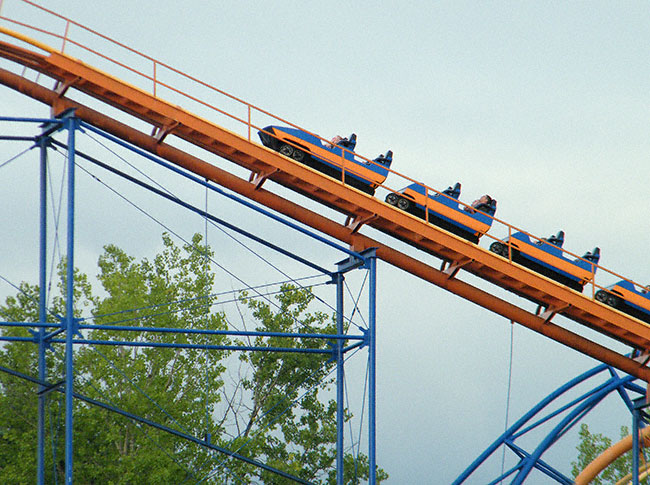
[2,2,650,483]
[0,113,380,484]
[455,360,648,484]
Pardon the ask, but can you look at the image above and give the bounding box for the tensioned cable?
[197,350,364,482]
[0,362,308,483]
[73,161,294,320]
[344,273,370,331]
[1,274,355,480]
[200,347,362,484]
[67,131,369,337]
[22,244,354,484]
[83,284,328,330]
[0,137,66,315]
[87,345,190,434]
[79,367,210,483]
[44,348,245,484]
[73,156,365,336]
[7,132,370,479]
[48,347,220,483]
[71,151,333,332]
[0,134,67,312]
[76,285,336,345]
[86,381,205,482]
[79,132,336,295]
[0,273,61,322]
[78,131,323,279]
[82,277,328,326]
[500,321,515,484]
[81,278,352,339]
[17,139,71,316]
[45,144,67,310]
[80,121,361,260]
[80,131,169,198]
[354,356,371,480]
[344,370,361,482]
[0,145,69,324]
[76,130,368,326]
[0,188,356,484]
[181,360,335,483]
[203,179,211,448]
[0,144,34,170]
[1,188,320,328]
[2,281,328,334]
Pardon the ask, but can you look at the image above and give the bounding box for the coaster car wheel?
[279,143,294,158]
[606,293,622,308]
[385,193,400,206]
[490,241,508,257]
[595,290,622,309]
[397,197,412,211]
[292,149,308,162]
[595,290,608,303]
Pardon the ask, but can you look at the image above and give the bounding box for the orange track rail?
[1,7,650,381]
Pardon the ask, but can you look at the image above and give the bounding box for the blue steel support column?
[335,272,345,485]
[633,403,639,485]
[64,115,77,484]
[37,133,48,485]
[368,251,377,485]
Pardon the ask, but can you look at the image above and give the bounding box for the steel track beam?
[0,37,649,350]
[0,67,647,382]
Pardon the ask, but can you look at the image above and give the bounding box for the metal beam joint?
[337,247,377,274]
[28,328,54,351]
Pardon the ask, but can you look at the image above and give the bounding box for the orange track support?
[1,22,650,381]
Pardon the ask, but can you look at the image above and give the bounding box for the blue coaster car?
[258,125,392,195]
[489,230,600,291]
[596,280,650,323]
[385,182,497,243]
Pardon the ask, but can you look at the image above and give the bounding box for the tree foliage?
[0,233,386,483]
[571,423,649,484]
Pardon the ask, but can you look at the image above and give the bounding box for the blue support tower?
[368,252,378,485]
[335,271,345,485]
[37,124,48,485]
[632,398,650,485]
[0,114,379,484]
[64,112,77,485]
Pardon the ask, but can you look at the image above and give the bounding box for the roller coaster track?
[1,2,650,382]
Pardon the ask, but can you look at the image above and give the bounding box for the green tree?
[0,233,386,483]
[215,286,388,484]
[0,281,50,483]
[0,263,95,483]
[571,423,649,484]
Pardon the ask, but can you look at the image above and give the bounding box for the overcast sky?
[1,1,649,483]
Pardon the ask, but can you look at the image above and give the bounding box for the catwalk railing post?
[64,114,78,484]
[368,250,377,485]
[335,271,345,485]
[37,131,48,485]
